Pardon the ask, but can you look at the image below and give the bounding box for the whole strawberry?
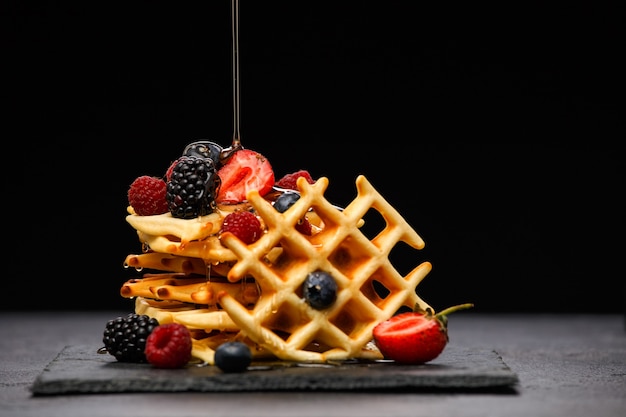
[144,323,193,369]
[128,176,169,216]
[372,303,473,364]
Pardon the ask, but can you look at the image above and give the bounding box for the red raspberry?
[144,323,192,369]
[275,170,315,190]
[165,159,178,181]
[296,217,313,235]
[221,211,263,244]
[128,176,169,216]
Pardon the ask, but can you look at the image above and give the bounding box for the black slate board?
[31,344,519,395]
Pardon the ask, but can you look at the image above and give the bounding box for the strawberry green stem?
[436,303,474,318]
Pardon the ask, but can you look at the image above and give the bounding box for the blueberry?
[273,192,300,213]
[302,270,338,310]
[214,341,252,373]
[183,141,223,165]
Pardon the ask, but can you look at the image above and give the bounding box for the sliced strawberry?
[216,149,274,204]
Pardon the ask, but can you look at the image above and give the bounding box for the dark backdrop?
[5,2,624,313]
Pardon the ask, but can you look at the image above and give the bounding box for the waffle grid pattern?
[217,175,432,362]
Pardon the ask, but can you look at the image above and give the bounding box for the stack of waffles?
[122,174,432,365]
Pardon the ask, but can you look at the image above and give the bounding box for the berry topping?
[302,270,338,310]
[273,192,300,213]
[273,192,312,235]
[221,210,263,244]
[102,313,159,363]
[128,176,169,216]
[295,217,313,235]
[214,341,252,373]
[275,170,315,190]
[144,323,193,369]
[216,149,274,204]
[165,160,177,181]
[372,303,474,364]
[183,140,223,166]
[166,156,221,219]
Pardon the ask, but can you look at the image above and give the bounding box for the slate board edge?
[31,345,520,395]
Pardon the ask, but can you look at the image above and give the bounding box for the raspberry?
[296,217,313,235]
[165,160,177,181]
[221,211,263,244]
[275,170,315,190]
[102,313,159,363]
[144,323,193,368]
[166,156,221,219]
[128,176,169,216]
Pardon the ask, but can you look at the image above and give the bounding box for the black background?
[4,1,624,313]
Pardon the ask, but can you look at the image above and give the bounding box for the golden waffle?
[217,175,432,362]
[126,202,249,243]
[124,253,216,275]
[126,203,251,264]
[121,273,260,306]
[134,298,273,363]
[125,175,432,364]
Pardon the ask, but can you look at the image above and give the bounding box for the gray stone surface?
[2,312,625,417]
[31,344,518,394]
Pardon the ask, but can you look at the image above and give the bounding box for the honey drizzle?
[231,0,241,149]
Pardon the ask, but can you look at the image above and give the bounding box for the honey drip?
[231,0,241,149]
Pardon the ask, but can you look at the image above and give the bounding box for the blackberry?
[166,156,221,219]
[102,313,159,363]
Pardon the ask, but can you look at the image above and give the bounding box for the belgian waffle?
[123,175,432,364]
